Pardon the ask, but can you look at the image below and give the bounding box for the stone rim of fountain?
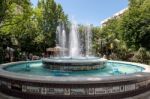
[1,60,150,99]
[0,60,150,84]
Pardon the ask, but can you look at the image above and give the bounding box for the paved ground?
[1,91,150,99]
[0,93,18,99]
[125,91,150,99]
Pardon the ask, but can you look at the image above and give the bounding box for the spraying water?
[56,24,67,56]
[56,22,92,58]
[69,22,80,57]
[86,24,92,57]
[61,29,66,56]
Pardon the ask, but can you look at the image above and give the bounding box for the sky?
[31,0,128,26]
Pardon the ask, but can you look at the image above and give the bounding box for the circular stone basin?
[2,61,145,76]
[0,60,150,99]
[42,57,107,71]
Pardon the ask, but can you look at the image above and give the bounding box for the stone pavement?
[125,91,150,99]
[0,93,18,99]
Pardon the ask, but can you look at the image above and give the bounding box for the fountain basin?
[0,60,150,99]
[42,57,106,71]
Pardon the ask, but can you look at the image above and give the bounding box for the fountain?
[0,22,150,99]
[43,22,106,71]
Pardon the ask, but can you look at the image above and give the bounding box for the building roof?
[100,7,128,26]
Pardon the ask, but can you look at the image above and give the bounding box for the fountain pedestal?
[42,57,107,71]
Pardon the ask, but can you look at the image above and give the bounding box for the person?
[4,53,10,62]
[28,53,33,60]
[42,53,46,58]
[21,52,27,61]
[103,55,107,59]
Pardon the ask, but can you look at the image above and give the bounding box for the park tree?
[121,0,150,50]
[37,0,68,48]
[0,0,34,51]
[0,0,68,54]
[97,0,150,60]
[0,0,34,62]
[94,17,125,57]
[0,0,31,28]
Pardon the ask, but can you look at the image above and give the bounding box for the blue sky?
[31,0,128,26]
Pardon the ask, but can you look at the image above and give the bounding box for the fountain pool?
[3,61,144,76]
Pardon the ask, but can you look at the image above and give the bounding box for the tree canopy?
[96,0,150,51]
[0,0,68,54]
[121,0,150,50]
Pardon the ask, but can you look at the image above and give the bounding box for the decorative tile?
[54,88,64,95]
[95,88,106,95]
[125,84,135,91]
[22,85,27,92]
[71,88,86,95]
[47,88,55,95]
[136,81,146,89]
[88,88,94,95]
[26,86,40,93]
[119,85,125,92]
[111,86,120,93]
[64,88,70,95]
[41,87,47,95]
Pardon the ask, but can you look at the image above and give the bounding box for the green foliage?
[92,27,104,55]
[101,18,122,40]
[0,0,31,27]
[92,0,150,61]
[0,0,68,61]
[132,47,150,63]
[121,0,150,50]
[36,0,68,48]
